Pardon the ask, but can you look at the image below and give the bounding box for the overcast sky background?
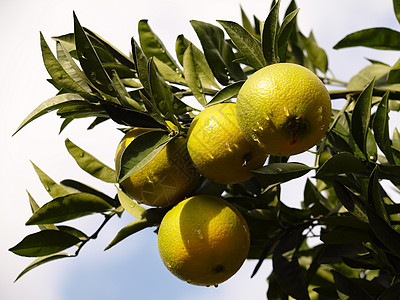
[1,1,400,299]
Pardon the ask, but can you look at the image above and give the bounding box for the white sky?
[1,1,400,299]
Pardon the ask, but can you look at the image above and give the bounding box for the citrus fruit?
[236,63,332,156]
[115,127,199,207]
[187,103,267,184]
[157,194,250,286]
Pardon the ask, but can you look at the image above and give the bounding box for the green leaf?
[60,179,117,206]
[367,206,400,256]
[394,0,400,25]
[262,0,280,64]
[277,8,300,63]
[26,193,113,225]
[252,162,313,188]
[300,31,328,73]
[55,41,92,92]
[347,63,400,91]
[131,37,151,96]
[116,187,146,219]
[388,58,400,83]
[206,80,245,107]
[333,180,368,223]
[73,12,117,97]
[373,92,394,163]
[57,225,88,241]
[240,5,257,38]
[175,35,219,89]
[104,218,153,250]
[14,252,70,282]
[217,20,266,70]
[153,57,187,86]
[40,33,89,94]
[9,230,80,257]
[331,271,374,300]
[190,20,246,85]
[183,44,207,107]
[110,69,143,110]
[13,93,89,135]
[138,20,181,73]
[351,79,374,156]
[82,27,135,70]
[118,130,172,182]
[65,138,116,183]
[27,191,58,231]
[31,162,70,198]
[334,27,400,51]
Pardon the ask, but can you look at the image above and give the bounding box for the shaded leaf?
[379,282,400,300]
[65,139,116,183]
[148,58,178,124]
[104,218,153,250]
[9,230,80,257]
[368,167,390,223]
[118,130,172,182]
[373,92,394,163]
[320,228,370,244]
[253,162,313,188]
[117,187,146,219]
[351,79,374,156]
[334,27,400,51]
[218,20,266,70]
[367,207,400,256]
[14,252,70,282]
[26,193,113,225]
[331,271,374,300]
[333,180,368,222]
[101,101,165,129]
[316,152,368,178]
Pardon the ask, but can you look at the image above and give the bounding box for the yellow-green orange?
[236,63,332,156]
[187,103,267,184]
[115,128,199,207]
[158,194,250,286]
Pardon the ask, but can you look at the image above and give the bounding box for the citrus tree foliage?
[10,0,400,298]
